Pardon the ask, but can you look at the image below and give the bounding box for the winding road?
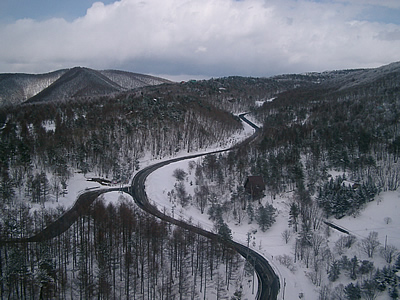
[1,114,280,300]
[123,113,279,299]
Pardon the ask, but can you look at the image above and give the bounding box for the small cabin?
[244,176,265,199]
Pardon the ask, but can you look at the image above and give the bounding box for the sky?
[0,0,400,80]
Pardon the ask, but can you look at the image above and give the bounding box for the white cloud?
[335,0,400,9]
[0,0,399,77]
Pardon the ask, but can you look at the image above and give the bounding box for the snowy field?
[144,116,400,299]
[146,156,400,299]
[36,115,400,299]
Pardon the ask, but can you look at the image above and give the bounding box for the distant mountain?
[0,67,172,106]
[271,61,400,91]
[100,70,171,89]
[25,67,125,104]
[0,69,67,106]
[1,62,399,107]
[327,61,400,90]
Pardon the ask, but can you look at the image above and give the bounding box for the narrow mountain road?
[0,187,120,243]
[0,114,280,299]
[122,114,279,300]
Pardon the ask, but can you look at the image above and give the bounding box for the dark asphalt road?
[122,114,280,300]
[0,114,280,299]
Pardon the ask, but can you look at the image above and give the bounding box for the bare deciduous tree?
[380,244,398,264]
[281,229,292,244]
[361,231,380,258]
[384,217,392,225]
[310,233,325,257]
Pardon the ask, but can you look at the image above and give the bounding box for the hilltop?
[0,67,172,106]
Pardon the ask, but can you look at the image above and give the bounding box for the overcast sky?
[0,0,399,80]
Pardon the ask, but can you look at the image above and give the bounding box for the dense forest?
[145,63,400,299]
[0,80,254,299]
[0,90,241,204]
[1,195,246,299]
[1,62,400,299]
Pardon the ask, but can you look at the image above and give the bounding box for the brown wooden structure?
[244,176,265,199]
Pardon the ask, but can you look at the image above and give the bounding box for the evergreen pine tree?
[394,255,400,270]
[288,202,299,232]
[256,203,276,232]
[217,219,232,240]
[328,260,341,282]
[344,282,361,299]
[247,202,254,224]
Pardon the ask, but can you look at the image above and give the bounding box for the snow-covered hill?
[0,69,66,106]
[100,69,171,89]
[0,67,172,106]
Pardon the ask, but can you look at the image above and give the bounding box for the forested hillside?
[1,194,246,299]
[184,62,400,299]
[1,61,400,299]
[0,89,241,205]
[0,67,172,106]
[0,80,249,298]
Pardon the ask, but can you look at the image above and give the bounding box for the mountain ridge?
[1,61,399,107]
[0,69,67,106]
[0,67,172,106]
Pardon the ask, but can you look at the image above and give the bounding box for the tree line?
[0,196,247,299]
[0,90,241,206]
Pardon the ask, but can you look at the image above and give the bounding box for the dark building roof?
[244,176,265,198]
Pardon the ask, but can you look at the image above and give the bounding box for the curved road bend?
[0,114,279,299]
[122,114,279,300]
[0,187,120,244]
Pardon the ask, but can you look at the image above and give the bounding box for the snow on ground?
[38,115,258,298]
[42,120,56,132]
[34,113,400,299]
[39,114,293,299]
[146,156,400,300]
[255,98,276,107]
[143,116,400,299]
[29,172,102,212]
[146,157,315,299]
[101,190,134,206]
[146,158,260,298]
[333,190,400,250]
[143,115,312,299]
[33,112,254,213]
[325,190,400,300]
